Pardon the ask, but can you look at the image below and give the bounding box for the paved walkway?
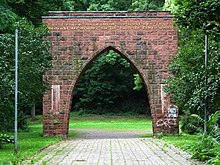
[26,130,203,165]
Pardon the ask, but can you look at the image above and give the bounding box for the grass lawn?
[0,121,62,164]
[0,113,198,164]
[158,133,198,149]
[69,113,153,131]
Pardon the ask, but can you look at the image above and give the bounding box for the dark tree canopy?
[73,51,149,115]
[7,0,69,26]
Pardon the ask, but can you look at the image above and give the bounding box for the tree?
[73,50,149,115]
[133,74,143,91]
[166,0,220,133]
[0,0,17,33]
[68,0,165,11]
[173,0,220,38]
[0,18,52,131]
[0,0,62,130]
[7,0,71,26]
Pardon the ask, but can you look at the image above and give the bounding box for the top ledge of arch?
[42,11,173,19]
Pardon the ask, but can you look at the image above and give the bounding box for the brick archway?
[42,11,178,137]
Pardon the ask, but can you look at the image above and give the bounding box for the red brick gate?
[42,11,178,137]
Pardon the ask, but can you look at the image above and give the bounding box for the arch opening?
[68,47,152,137]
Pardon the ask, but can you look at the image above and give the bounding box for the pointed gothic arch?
[42,11,178,137]
[68,45,151,109]
[68,46,152,117]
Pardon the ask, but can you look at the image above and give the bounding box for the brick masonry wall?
[42,11,178,137]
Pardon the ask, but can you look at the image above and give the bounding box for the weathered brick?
[42,11,178,137]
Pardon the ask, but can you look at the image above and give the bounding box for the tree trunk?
[31,104,36,120]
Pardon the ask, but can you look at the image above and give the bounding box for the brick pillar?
[43,84,69,138]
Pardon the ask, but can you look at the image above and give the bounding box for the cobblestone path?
[29,137,203,165]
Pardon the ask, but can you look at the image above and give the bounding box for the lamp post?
[204,34,208,133]
[14,28,18,154]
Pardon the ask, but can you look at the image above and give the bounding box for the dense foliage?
[168,29,220,133]
[0,1,54,131]
[166,0,220,133]
[7,0,70,26]
[174,0,220,36]
[166,0,220,163]
[0,19,52,131]
[71,0,165,11]
[73,51,149,115]
[0,134,14,149]
[186,111,220,164]
[189,134,220,164]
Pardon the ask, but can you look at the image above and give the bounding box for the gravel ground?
[73,128,151,139]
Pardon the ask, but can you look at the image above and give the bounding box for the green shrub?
[187,134,220,163]
[0,109,29,132]
[0,134,14,149]
[180,110,201,134]
[186,111,220,164]
[191,111,220,138]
